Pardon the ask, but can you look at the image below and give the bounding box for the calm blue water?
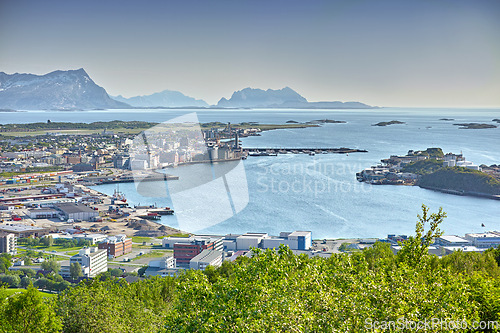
[2,108,499,238]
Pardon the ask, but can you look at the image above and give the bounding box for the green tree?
[137,266,147,277]
[19,268,36,278]
[0,275,21,288]
[0,253,12,273]
[69,262,82,280]
[108,268,123,277]
[20,276,32,288]
[397,204,445,266]
[41,236,54,247]
[41,260,61,274]
[57,278,174,333]
[0,285,62,333]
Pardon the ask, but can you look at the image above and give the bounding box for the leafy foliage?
[0,285,62,333]
[1,206,500,332]
[402,158,443,175]
[41,260,61,274]
[56,277,174,333]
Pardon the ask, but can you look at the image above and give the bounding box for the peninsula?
[357,148,500,200]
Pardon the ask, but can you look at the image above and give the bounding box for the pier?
[242,147,367,156]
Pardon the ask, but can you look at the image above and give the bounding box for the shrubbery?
[1,206,500,332]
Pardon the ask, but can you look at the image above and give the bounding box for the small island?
[453,123,497,129]
[357,148,500,200]
[439,118,454,121]
[306,119,347,124]
[492,119,500,123]
[372,120,405,126]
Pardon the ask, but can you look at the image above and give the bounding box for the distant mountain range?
[112,90,208,108]
[0,68,128,110]
[216,87,374,109]
[217,87,307,108]
[0,68,376,110]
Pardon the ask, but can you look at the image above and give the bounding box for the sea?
[2,107,499,239]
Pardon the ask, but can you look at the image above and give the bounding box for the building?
[391,245,442,256]
[144,256,177,277]
[98,235,132,258]
[435,235,470,247]
[442,246,486,255]
[28,208,60,219]
[73,233,107,245]
[0,224,49,238]
[165,236,223,266]
[54,203,99,221]
[0,232,16,255]
[189,249,223,270]
[223,232,269,251]
[68,247,107,278]
[261,231,312,251]
[464,232,500,248]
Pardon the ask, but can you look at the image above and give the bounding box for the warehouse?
[54,203,99,221]
[29,208,60,219]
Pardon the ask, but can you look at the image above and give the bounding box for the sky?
[1,0,499,107]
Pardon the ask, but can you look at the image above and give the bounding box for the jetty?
[242,147,367,156]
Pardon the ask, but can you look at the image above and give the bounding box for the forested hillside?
[1,206,500,332]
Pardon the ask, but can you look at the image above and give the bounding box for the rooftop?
[465,232,500,238]
[289,231,312,237]
[438,235,469,243]
[55,203,97,214]
[191,249,222,263]
[0,224,46,232]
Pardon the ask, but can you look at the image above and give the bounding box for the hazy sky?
[1,0,499,107]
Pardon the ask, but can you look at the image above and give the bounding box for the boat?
[150,207,175,215]
[138,212,161,220]
[112,184,126,202]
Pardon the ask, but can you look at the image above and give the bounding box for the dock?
[242,147,367,156]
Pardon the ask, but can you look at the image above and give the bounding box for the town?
[356,147,500,199]
[1,131,499,293]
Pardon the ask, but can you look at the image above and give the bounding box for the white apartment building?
[0,233,16,255]
[70,247,107,278]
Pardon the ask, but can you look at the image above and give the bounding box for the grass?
[131,250,171,261]
[166,233,190,238]
[65,251,80,256]
[29,245,83,252]
[131,236,153,243]
[2,288,58,298]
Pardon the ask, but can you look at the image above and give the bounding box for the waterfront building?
[464,232,500,248]
[54,202,99,221]
[261,231,312,251]
[223,232,269,251]
[29,208,60,219]
[434,235,470,247]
